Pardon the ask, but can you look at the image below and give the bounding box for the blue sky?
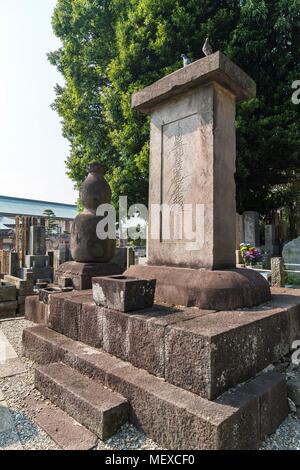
[0,0,77,204]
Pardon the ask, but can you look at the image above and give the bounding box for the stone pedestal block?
[55,261,122,290]
[92,275,156,312]
[125,265,270,310]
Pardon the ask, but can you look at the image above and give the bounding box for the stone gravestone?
[236,213,244,249]
[126,52,270,309]
[21,226,52,283]
[9,252,19,277]
[30,226,46,256]
[282,237,300,283]
[265,224,275,254]
[243,211,260,246]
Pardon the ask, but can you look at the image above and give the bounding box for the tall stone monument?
[55,164,121,289]
[126,52,270,309]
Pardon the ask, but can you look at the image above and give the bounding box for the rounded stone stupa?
[55,163,122,290]
[71,163,115,263]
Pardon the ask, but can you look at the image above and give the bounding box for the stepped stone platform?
[23,325,288,450]
[21,287,300,448]
[31,288,300,400]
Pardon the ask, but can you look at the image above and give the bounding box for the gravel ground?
[1,318,300,450]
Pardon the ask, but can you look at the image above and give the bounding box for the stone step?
[46,288,300,399]
[23,325,288,450]
[34,362,129,440]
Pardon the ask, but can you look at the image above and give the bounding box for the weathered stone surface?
[55,261,122,290]
[132,51,256,113]
[39,287,64,304]
[23,326,287,450]
[270,288,300,343]
[47,291,102,348]
[92,275,156,312]
[165,304,291,399]
[4,275,34,296]
[25,295,47,325]
[0,282,16,302]
[79,301,102,348]
[145,83,238,270]
[0,357,26,378]
[25,391,98,450]
[0,301,17,319]
[125,265,271,310]
[47,290,82,333]
[44,288,300,396]
[35,362,129,439]
[271,257,284,288]
[217,371,288,440]
[99,303,206,376]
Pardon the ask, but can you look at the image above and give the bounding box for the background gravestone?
[265,224,275,254]
[282,237,300,283]
[243,211,260,246]
[30,226,46,256]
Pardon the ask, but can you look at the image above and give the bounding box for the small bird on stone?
[202,38,213,56]
[181,53,191,67]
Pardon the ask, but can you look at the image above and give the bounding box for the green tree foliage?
[50,0,300,215]
[227,0,300,213]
